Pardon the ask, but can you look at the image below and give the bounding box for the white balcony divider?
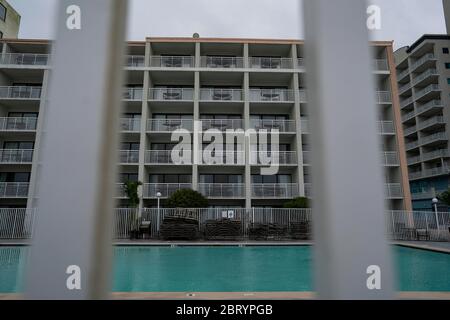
[118,150,139,164]
[200,118,243,131]
[0,53,50,66]
[249,89,294,102]
[410,53,436,71]
[250,151,297,165]
[378,121,395,135]
[125,55,145,67]
[150,56,194,68]
[0,182,29,198]
[200,88,243,101]
[251,183,299,198]
[143,183,192,198]
[119,118,141,132]
[375,91,392,104]
[145,150,192,164]
[250,119,296,132]
[372,59,388,71]
[198,183,245,198]
[0,149,34,163]
[0,86,42,99]
[147,118,193,132]
[249,57,293,69]
[123,87,143,100]
[0,117,38,131]
[149,88,194,101]
[200,56,244,68]
[381,152,399,166]
[415,84,440,101]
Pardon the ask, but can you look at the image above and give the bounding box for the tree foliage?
[283,196,309,209]
[166,189,208,208]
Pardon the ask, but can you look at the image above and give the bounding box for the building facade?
[0,0,20,39]
[395,35,450,210]
[0,37,411,210]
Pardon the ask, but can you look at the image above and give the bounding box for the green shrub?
[166,189,208,208]
[283,196,309,208]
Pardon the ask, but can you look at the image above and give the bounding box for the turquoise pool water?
[0,246,449,293]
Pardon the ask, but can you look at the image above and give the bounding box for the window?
[447,78,450,85]
[443,48,449,54]
[0,32,3,39]
[445,63,450,69]
[0,4,6,22]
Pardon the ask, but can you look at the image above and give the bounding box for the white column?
[303,0,394,299]
[26,0,128,299]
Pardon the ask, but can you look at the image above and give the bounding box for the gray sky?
[8,0,447,49]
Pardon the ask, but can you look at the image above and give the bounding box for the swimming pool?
[0,245,449,293]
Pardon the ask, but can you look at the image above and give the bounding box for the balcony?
[405,140,419,151]
[0,86,42,99]
[201,119,243,131]
[412,68,439,86]
[411,190,437,200]
[249,89,294,102]
[0,53,50,66]
[200,151,245,165]
[397,68,409,82]
[198,183,245,198]
[118,150,139,164]
[119,118,141,132]
[400,97,414,109]
[200,56,244,68]
[373,59,388,71]
[420,132,447,147]
[417,116,445,131]
[407,155,421,165]
[414,84,440,102]
[200,88,242,102]
[250,119,296,133]
[150,56,194,68]
[252,183,299,198]
[249,57,293,69]
[402,110,415,123]
[382,152,399,166]
[147,119,193,132]
[416,100,443,116]
[410,53,436,72]
[0,182,29,198]
[115,183,126,198]
[409,166,450,181]
[149,88,194,101]
[376,91,392,104]
[378,121,395,135]
[143,183,192,198]
[123,88,143,100]
[145,150,192,165]
[0,149,34,164]
[398,82,412,95]
[299,89,307,103]
[250,151,297,165]
[125,55,145,67]
[422,149,450,162]
[297,58,304,68]
[385,183,402,199]
[0,117,37,131]
[403,125,417,137]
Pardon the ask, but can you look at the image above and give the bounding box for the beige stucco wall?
[0,0,20,39]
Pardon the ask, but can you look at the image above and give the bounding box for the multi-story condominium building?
[395,35,450,210]
[0,36,411,210]
[0,0,20,39]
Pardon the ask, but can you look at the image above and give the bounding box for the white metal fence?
[1,208,449,241]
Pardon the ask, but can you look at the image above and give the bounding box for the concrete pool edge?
[1,292,450,300]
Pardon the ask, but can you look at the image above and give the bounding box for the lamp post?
[432,197,441,240]
[156,192,162,233]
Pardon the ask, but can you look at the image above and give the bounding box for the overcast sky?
[8,0,447,49]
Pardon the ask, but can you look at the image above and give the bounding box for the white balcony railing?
[398,82,412,94]
[0,86,42,99]
[412,68,438,86]
[422,149,450,161]
[405,140,419,150]
[416,100,443,115]
[147,119,193,132]
[417,116,445,131]
[145,150,192,165]
[200,88,243,101]
[0,53,50,66]
[118,150,139,164]
[403,125,417,136]
[150,56,194,68]
[297,58,305,68]
[410,53,436,71]
[143,183,192,198]
[0,149,34,163]
[125,55,145,67]
[119,118,141,132]
[149,88,194,101]
[200,56,244,68]
[0,182,29,198]
[198,183,245,198]
[373,59,388,71]
[376,91,392,104]
[378,121,395,135]
[400,96,414,109]
[200,118,243,131]
[409,166,450,180]
[200,151,245,165]
[420,132,447,146]
[123,88,143,100]
[250,151,297,165]
[250,119,296,133]
[249,89,294,102]
[0,117,37,131]
[252,183,299,198]
[381,152,399,166]
[407,155,421,165]
[385,183,402,198]
[249,57,293,69]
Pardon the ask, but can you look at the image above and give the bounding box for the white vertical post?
[303,0,394,299]
[26,0,128,299]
